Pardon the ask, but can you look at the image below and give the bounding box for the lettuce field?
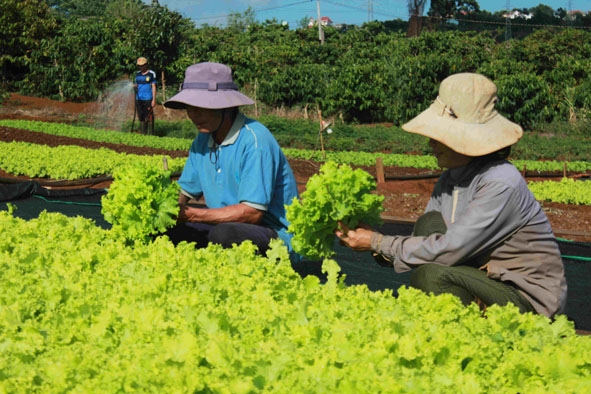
[0,108,590,392]
[1,210,590,393]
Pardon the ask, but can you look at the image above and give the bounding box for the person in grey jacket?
[336,73,567,318]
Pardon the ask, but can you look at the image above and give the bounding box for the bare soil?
[1,93,590,243]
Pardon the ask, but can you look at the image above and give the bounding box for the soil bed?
[1,93,590,243]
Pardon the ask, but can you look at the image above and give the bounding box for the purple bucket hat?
[164,62,254,109]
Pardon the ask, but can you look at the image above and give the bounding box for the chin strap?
[211,109,227,140]
[209,109,227,165]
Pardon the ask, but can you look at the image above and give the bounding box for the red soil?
[1,93,590,243]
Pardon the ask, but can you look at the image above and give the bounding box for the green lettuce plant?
[102,163,180,244]
[287,161,384,260]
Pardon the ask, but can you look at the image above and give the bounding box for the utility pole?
[317,0,324,44]
[504,0,512,42]
[368,0,374,22]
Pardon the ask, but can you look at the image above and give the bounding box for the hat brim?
[401,101,523,156]
[164,89,254,110]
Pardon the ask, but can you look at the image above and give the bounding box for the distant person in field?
[162,62,301,262]
[133,56,156,134]
[336,73,567,319]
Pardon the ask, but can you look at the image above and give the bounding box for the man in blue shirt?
[133,57,156,134]
[163,62,301,262]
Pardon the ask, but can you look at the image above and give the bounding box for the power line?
[187,0,590,30]
[189,0,312,23]
[323,0,407,21]
[425,13,591,30]
[250,0,313,14]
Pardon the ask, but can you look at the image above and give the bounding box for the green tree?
[298,16,312,29]
[227,6,256,33]
[582,12,591,28]
[428,0,480,20]
[528,4,557,25]
[47,0,112,17]
[105,0,144,20]
[22,16,132,101]
[126,2,196,90]
[19,0,195,101]
[0,0,57,84]
[554,7,568,20]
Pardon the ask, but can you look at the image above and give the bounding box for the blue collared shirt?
[179,113,300,258]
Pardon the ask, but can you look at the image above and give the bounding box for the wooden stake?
[318,106,326,160]
[254,78,258,118]
[162,157,169,171]
[376,157,385,184]
[161,70,166,103]
[161,70,170,118]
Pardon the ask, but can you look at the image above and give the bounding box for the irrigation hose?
[23,197,591,258]
[3,170,591,253]
[4,193,590,262]
[0,176,113,187]
[561,255,591,262]
[0,172,183,188]
[32,195,103,207]
[556,237,591,262]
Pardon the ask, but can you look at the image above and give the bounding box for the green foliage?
[0,119,191,151]
[283,149,440,169]
[135,118,199,140]
[428,0,480,19]
[533,119,591,139]
[1,211,590,392]
[0,141,186,179]
[515,132,591,162]
[528,178,591,205]
[286,162,384,260]
[0,86,9,105]
[127,2,195,81]
[261,116,431,154]
[102,163,180,244]
[4,136,590,206]
[226,6,257,33]
[2,0,590,126]
[0,0,58,83]
[22,16,132,101]
[17,0,193,101]
[48,0,114,17]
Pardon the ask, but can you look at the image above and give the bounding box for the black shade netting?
[1,182,590,331]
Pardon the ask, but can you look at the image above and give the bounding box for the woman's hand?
[335,221,374,251]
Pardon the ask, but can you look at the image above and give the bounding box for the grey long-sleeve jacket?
[371,160,567,318]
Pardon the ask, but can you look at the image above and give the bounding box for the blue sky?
[148,1,586,28]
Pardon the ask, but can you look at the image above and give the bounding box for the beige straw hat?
[136,57,148,66]
[402,73,523,157]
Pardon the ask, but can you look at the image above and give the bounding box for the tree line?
[1,0,590,129]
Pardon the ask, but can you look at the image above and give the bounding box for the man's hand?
[177,204,192,223]
[177,202,264,225]
[335,221,374,251]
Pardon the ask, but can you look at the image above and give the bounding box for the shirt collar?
[445,158,504,186]
[208,112,245,148]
